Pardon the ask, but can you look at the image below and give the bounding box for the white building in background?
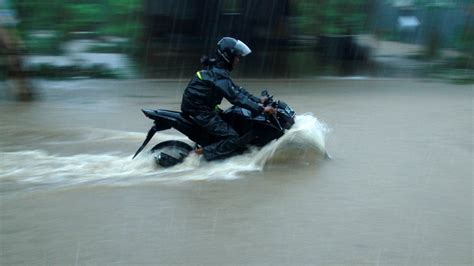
[374,0,469,47]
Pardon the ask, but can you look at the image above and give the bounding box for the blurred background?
[1,2,473,265]
[1,0,473,89]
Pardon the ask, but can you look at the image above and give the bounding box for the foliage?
[455,14,474,61]
[420,64,474,84]
[386,0,469,8]
[86,41,137,54]
[61,4,105,33]
[12,0,65,31]
[413,0,457,8]
[24,34,63,55]
[0,58,6,80]
[31,63,121,79]
[295,0,370,35]
[11,0,143,54]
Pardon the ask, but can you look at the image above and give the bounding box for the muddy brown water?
[0,78,472,265]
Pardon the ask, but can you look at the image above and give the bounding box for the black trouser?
[191,111,253,161]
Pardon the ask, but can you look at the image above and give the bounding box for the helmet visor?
[234,40,252,57]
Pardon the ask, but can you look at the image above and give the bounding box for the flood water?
[0,78,472,265]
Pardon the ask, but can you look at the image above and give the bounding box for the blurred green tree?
[12,0,142,54]
[295,0,371,35]
[456,3,474,67]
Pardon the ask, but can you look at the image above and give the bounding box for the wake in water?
[0,114,329,191]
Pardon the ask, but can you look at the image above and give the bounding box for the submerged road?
[0,78,472,265]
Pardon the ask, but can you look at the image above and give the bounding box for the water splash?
[0,114,329,192]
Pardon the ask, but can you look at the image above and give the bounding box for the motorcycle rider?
[181,37,275,161]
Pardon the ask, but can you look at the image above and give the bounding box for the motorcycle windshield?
[234,40,252,57]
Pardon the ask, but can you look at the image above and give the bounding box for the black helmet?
[216,37,251,70]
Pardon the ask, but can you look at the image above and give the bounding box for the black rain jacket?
[181,66,263,116]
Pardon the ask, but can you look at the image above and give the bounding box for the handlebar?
[261,90,282,130]
[261,89,274,106]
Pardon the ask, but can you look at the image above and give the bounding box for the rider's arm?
[215,79,263,116]
[232,82,261,103]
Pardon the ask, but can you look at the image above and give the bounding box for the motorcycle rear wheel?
[150,140,193,167]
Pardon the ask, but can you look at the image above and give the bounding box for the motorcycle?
[132,90,296,167]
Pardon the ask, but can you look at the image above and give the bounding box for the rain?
[1,0,473,265]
